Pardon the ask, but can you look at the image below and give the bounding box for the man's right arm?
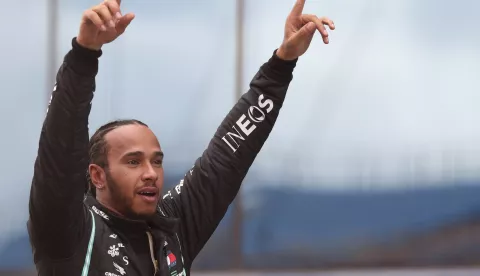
[28,38,100,259]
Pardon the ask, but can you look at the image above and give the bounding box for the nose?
[141,163,158,183]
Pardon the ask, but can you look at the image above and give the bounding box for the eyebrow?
[121,151,164,159]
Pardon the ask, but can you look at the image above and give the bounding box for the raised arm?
[160,0,335,265]
[27,0,134,259]
[27,38,99,259]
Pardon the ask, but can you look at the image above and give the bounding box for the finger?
[317,23,329,44]
[93,4,115,28]
[104,0,122,20]
[116,13,135,34]
[290,21,315,45]
[321,17,335,30]
[302,15,331,44]
[298,22,316,39]
[290,0,306,17]
[84,10,107,32]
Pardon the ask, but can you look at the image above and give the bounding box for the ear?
[88,164,107,190]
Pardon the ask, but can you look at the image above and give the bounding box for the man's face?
[103,124,164,219]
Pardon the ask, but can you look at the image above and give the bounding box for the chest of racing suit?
[31,196,189,276]
[84,197,187,276]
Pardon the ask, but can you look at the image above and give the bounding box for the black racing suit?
[27,37,297,276]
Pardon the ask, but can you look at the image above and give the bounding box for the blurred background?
[1,0,480,275]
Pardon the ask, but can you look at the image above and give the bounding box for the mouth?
[137,187,159,202]
[138,191,157,197]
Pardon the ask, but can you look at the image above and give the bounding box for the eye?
[127,160,140,166]
[153,159,163,167]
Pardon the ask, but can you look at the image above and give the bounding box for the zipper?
[146,231,159,275]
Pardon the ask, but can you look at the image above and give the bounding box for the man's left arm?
[161,50,296,263]
[159,0,335,265]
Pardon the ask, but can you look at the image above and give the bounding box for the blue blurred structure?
[2,179,480,270]
[1,0,480,274]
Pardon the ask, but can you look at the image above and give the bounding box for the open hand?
[76,0,135,50]
[276,0,335,61]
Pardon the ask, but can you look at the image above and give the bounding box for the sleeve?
[27,37,101,259]
[160,50,297,264]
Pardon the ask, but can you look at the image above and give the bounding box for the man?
[27,0,334,275]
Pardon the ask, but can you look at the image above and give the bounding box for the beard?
[104,170,156,221]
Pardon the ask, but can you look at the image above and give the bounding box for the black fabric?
[27,37,297,275]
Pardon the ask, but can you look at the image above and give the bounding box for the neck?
[96,197,128,219]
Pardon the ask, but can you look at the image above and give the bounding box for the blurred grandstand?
[2,177,480,273]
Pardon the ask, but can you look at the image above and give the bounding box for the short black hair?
[87,119,148,196]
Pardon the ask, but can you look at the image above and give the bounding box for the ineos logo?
[222,94,274,153]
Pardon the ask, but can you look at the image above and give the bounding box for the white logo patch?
[113,262,126,275]
[108,245,119,257]
[92,206,109,220]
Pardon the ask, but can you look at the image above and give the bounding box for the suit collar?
[84,195,179,235]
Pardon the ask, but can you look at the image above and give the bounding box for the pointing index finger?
[290,0,306,16]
